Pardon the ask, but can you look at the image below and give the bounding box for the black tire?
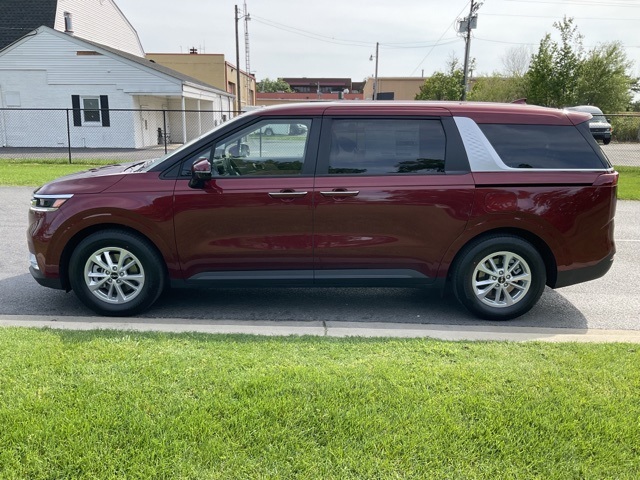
[603,137,611,145]
[68,230,165,316]
[452,235,546,320]
[264,128,274,136]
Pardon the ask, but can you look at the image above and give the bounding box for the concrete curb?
[1,314,640,343]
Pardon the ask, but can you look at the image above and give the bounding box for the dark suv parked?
[28,102,617,320]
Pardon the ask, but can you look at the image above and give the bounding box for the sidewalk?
[2,314,640,343]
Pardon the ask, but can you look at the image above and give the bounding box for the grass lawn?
[616,166,640,200]
[0,160,638,200]
[1,328,638,479]
[0,159,114,187]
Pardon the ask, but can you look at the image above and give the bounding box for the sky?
[115,0,640,83]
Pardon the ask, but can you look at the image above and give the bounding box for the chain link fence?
[0,108,638,167]
[604,113,640,167]
[0,108,238,164]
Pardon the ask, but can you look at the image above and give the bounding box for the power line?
[474,36,640,48]
[484,12,640,20]
[503,0,640,6]
[251,16,371,47]
[409,0,472,76]
[251,15,460,50]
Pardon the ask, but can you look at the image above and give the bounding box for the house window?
[71,95,111,127]
[82,97,101,123]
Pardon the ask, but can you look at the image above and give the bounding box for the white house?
[0,27,234,148]
[0,0,145,57]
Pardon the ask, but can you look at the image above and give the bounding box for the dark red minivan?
[27,102,617,320]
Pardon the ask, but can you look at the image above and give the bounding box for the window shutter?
[100,95,110,127]
[71,95,81,126]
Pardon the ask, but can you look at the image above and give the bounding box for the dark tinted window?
[479,124,606,169]
[328,119,446,175]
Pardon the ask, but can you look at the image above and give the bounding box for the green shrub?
[609,115,640,142]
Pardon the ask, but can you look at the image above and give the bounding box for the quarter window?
[479,123,607,169]
[327,119,446,175]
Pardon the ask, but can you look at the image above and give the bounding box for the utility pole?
[234,5,242,113]
[243,2,251,105]
[370,42,379,100]
[461,0,481,101]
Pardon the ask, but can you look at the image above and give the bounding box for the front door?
[173,117,319,285]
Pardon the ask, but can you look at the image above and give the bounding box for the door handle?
[320,190,360,198]
[268,191,308,199]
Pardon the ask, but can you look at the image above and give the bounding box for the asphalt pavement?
[2,186,639,340]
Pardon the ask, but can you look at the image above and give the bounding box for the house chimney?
[64,12,74,34]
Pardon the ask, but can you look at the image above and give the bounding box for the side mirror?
[189,157,212,188]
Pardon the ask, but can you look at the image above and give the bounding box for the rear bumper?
[554,252,615,288]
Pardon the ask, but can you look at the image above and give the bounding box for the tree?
[524,34,557,107]
[415,56,464,101]
[552,17,583,106]
[525,17,583,107]
[501,45,532,78]
[576,42,636,112]
[525,16,636,111]
[468,74,526,103]
[257,78,292,93]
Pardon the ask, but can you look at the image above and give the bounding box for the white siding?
[0,29,233,148]
[0,69,137,147]
[54,0,144,57]
[0,29,183,96]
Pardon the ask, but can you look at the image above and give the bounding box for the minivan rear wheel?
[452,235,546,320]
[69,230,165,316]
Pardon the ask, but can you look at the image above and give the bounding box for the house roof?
[0,0,57,50]
[1,26,233,98]
[76,34,232,96]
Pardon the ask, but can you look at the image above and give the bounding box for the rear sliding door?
[313,114,475,285]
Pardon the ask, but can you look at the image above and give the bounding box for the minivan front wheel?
[69,230,165,316]
[452,235,546,320]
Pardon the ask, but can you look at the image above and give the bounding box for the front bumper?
[591,131,611,142]
[29,265,65,290]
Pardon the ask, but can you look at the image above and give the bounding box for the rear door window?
[325,119,446,175]
[478,123,607,169]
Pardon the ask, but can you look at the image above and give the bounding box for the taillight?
[593,172,618,186]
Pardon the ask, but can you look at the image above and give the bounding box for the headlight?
[30,194,73,212]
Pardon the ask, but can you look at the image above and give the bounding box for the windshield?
[591,114,608,123]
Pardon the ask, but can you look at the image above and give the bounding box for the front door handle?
[320,190,360,198]
[268,190,308,199]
